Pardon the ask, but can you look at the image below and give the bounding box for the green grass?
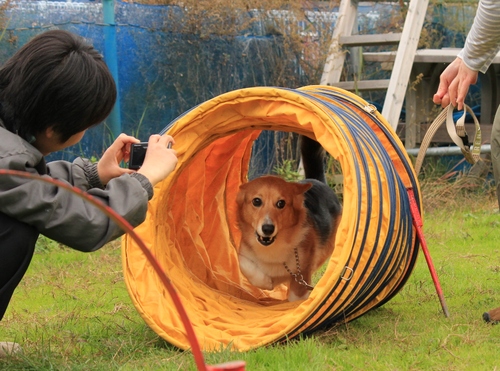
[1,186,499,370]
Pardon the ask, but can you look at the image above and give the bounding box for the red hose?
[0,169,246,370]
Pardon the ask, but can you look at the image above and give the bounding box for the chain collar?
[283,247,314,290]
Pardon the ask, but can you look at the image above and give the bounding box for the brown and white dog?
[236,136,342,301]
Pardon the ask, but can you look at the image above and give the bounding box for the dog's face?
[236,176,311,247]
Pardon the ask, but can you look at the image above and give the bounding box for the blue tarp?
[0,1,474,169]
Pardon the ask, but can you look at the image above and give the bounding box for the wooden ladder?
[321,0,429,130]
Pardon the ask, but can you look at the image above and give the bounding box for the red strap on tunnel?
[407,187,450,318]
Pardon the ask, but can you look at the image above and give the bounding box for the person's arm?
[458,0,500,74]
[0,131,177,252]
[433,0,500,109]
[0,154,151,252]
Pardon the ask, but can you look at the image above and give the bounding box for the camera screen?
[129,143,148,170]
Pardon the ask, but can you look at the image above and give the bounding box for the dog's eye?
[276,200,286,209]
[252,198,262,207]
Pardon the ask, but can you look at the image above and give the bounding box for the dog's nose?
[261,224,275,236]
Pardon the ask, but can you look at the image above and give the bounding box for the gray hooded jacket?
[0,122,153,252]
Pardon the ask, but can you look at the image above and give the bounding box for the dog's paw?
[239,254,274,290]
[257,275,274,290]
[246,272,273,290]
[288,281,312,302]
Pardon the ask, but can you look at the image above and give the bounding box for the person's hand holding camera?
[137,134,177,186]
[97,133,139,185]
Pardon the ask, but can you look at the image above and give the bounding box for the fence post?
[103,0,122,139]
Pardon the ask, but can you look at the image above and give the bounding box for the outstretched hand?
[433,57,478,111]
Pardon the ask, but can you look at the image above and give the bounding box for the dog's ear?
[291,182,311,210]
[236,183,248,205]
[295,182,312,194]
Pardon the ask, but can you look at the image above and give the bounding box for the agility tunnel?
[122,85,422,352]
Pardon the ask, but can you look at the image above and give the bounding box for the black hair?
[0,29,117,142]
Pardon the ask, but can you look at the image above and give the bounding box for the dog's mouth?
[256,233,276,246]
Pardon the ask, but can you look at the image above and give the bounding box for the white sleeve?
[457,0,500,73]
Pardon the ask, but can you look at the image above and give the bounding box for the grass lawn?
[0,178,499,370]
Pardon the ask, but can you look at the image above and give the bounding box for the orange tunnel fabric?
[122,86,422,351]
